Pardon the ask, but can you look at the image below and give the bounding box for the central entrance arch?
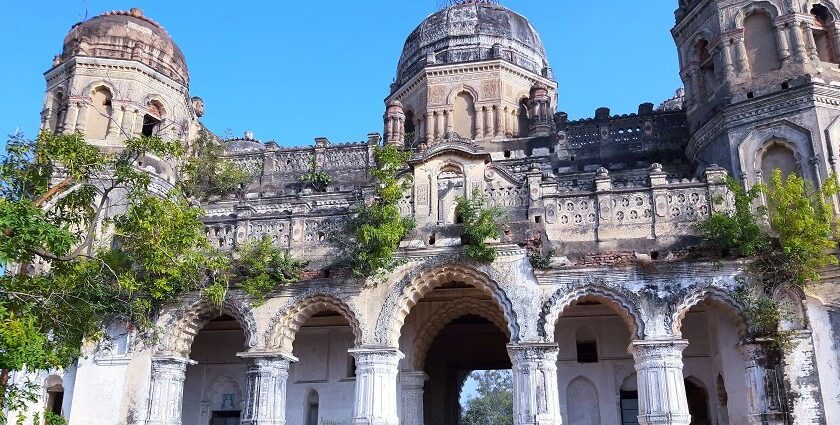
[394,265,516,425]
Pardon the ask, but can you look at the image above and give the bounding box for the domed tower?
[673,0,840,188]
[41,8,199,149]
[384,0,557,147]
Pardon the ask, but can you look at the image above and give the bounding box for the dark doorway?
[685,378,710,425]
[210,410,240,425]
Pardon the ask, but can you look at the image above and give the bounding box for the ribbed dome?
[61,8,188,85]
[396,1,549,86]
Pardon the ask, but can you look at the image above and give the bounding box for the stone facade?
[8,1,840,425]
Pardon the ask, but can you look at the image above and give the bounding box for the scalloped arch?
[411,297,509,370]
[671,287,747,338]
[157,296,256,358]
[377,264,519,347]
[540,286,644,340]
[267,294,363,354]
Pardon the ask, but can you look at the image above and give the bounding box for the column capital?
[400,370,428,389]
[151,355,196,368]
[349,346,404,365]
[237,351,298,363]
[507,342,560,361]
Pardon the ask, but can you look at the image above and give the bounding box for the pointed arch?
[540,285,644,340]
[671,286,748,338]
[376,264,519,347]
[411,297,509,370]
[566,376,601,425]
[267,294,363,354]
[202,373,244,411]
[157,296,257,357]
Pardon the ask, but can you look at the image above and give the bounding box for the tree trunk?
[0,368,10,409]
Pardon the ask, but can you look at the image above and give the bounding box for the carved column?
[108,105,124,139]
[350,347,403,425]
[434,111,443,140]
[508,343,562,425]
[146,356,195,425]
[74,103,89,133]
[63,103,79,134]
[736,36,750,75]
[721,39,735,79]
[495,105,503,137]
[739,342,785,425]
[804,23,820,63]
[629,339,691,425]
[476,106,485,139]
[239,352,296,425]
[790,22,808,62]
[133,109,145,135]
[445,109,454,134]
[425,113,434,143]
[833,27,840,61]
[400,371,427,425]
[774,23,791,63]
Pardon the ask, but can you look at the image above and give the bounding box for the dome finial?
[129,8,143,17]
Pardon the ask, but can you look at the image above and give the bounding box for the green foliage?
[460,370,513,425]
[697,170,839,343]
[528,252,553,270]
[232,236,307,304]
[43,411,68,425]
[181,129,251,200]
[298,158,332,192]
[695,177,768,257]
[348,145,414,277]
[456,190,506,263]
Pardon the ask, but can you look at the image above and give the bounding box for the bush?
[456,191,506,263]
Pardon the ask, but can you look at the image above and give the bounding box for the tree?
[455,190,506,263]
[0,131,302,422]
[461,370,514,425]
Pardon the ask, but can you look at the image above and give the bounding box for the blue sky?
[0,1,683,147]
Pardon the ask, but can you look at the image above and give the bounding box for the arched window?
[453,92,476,139]
[518,99,529,137]
[760,141,799,182]
[695,39,715,100]
[142,100,165,137]
[811,4,838,63]
[87,86,113,139]
[684,377,711,425]
[619,374,639,425]
[566,377,601,425]
[49,91,65,132]
[575,326,598,363]
[306,390,319,425]
[45,375,64,416]
[744,11,781,75]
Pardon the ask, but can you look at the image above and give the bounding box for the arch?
[807,0,840,22]
[44,374,65,416]
[540,286,644,340]
[446,84,480,106]
[86,85,113,140]
[758,139,800,182]
[671,286,748,338]
[267,294,363,354]
[742,8,781,75]
[202,373,243,411]
[376,264,519,347]
[517,97,529,137]
[733,1,781,29]
[737,121,815,188]
[453,91,477,139]
[566,377,601,425]
[82,80,118,98]
[411,297,510,370]
[305,389,320,425]
[157,296,257,358]
[684,376,711,425]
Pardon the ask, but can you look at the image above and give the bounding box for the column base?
[638,413,691,425]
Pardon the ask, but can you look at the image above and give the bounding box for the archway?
[675,296,752,425]
[268,295,363,424]
[396,266,515,425]
[548,294,640,425]
[182,314,247,425]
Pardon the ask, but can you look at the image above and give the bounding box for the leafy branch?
[298,157,332,193]
[456,190,506,263]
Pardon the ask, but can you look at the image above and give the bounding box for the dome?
[60,8,188,85]
[396,0,549,86]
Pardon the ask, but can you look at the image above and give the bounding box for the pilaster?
[507,343,562,425]
[350,346,403,425]
[400,371,428,425]
[629,339,690,425]
[146,355,195,425]
[739,341,785,425]
[238,351,297,425]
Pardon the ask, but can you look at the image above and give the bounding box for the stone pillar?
[736,36,750,75]
[133,109,145,136]
[781,331,826,425]
[400,371,427,425]
[476,106,485,139]
[790,23,808,62]
[350,347,403,425]
[507,343,562,425]
[445,109,454,134]
[146,356,195,425]
[74,103,89,133]
[495,105,503,137]
[629,339,691,425]
[239,352,297,425]
[434,111,443,140]
[833,28,840,61]
[739,342,785,425]
[804,23,820,63]
[425,113,434,143]
[774,24,791,63]
[721,39,735,78]
[108,105,124,139]
[121,108,136,138]
[63,103,79,134]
